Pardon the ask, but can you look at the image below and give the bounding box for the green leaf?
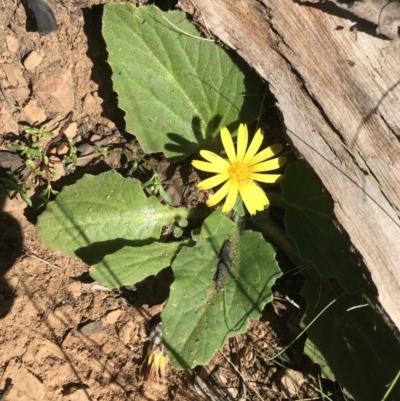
[37,171,190,264]
[301,280,400,400]
[40,130,54,138]
[24,127,39,135]
[10,144,26,151]
[200,209,236,239]
[279,161,363,293]
[91,241,186,289]
[0,178,19,190]
[157,184,174,206]
[103,4,262,161]
[27,148,42,157]
[162,229,281,369]
[20,191,32,206]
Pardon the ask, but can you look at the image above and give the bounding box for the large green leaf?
[302,280,400,400]
[90,241,187,289]
[103,4,262,161]
[37,171,190,264]
[162,228,281,369]
[278,161,363,293]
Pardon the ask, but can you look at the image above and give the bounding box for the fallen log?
[181,0,400,332]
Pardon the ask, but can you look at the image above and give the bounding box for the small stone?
[107,120,116,129]
[44,356,57,365]
[33,68,74,113]
[6,35,19,54]
[90,133,101,142]
[119,321,134,344]
[2,63,27,87]
[23,99,47,125]
[62,330,77,348]
[63,121,77,139]
[57,144,69,156]
[80,320,103,335]
[105,309,122,325]
[23,50,43,71]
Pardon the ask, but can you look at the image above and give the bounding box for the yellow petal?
[197,172,230,190]
[243,128,264,164]
[248,144,284,166]
[221,127,236,163]
[248,157,287,173]
[199,150,230,171]
[252,186,270,210]
[236,123,248,162]
[239,182,256,215]
[249,173,283,184]
[239,181,269,215]
[222,180,239,214]
[192,160,226,173]
[207,180,231,207]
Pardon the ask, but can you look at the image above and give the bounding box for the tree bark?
[183,0,400,332]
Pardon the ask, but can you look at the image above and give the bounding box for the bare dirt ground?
[0,1,348,400]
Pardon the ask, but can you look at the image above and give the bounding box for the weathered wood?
[184,0,400,331]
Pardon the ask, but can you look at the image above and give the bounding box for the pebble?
[6,35,19,54]
[119,321,134,344]
[107,120,115,129]
[23,99,47,125]
[57,144,69,156]
[80,320,103,335]
[90,133,101,142]
[23,50,43,71]
[32,67,74,113]
[2,63,27,87]
[64,121,77,139]
[105,309,122,325]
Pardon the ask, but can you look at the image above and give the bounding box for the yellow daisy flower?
[192,123,287,215]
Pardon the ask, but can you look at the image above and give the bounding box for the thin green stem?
[381,370,400,401]
[264,297,338,361]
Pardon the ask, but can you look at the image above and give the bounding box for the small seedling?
[142,173,173,206]
[0,113,75,207]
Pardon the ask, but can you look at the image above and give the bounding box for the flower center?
[229,161,250,183]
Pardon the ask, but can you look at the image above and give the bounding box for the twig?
[44,111,73,153]
[23,249,64,270]
[346,303,368,312]
[218,350,264,401]
[189,0,214,40]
